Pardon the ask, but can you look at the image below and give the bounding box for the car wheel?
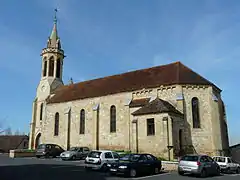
[200,169,207,178]
[72,155,76,160]
[101,164,108,172]
[236,167,240,174]
[154,167,160,174]
[36,155,40,158]
[178,170,184,176]
[226,167,231,174]
[216,167,221,176]
[129,169,137,177]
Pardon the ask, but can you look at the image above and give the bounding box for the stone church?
[29,15,230,160]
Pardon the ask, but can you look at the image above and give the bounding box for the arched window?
[56,59,61,78]
[192,97,200,128]
[80,109,85,134]
[40,103,43,121]
[43,60,47,77]
[110,105,116,133]
[54,112,59,136]
[48,56,54,76]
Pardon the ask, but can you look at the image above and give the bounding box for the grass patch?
[114,150,132,157]
[158,157,168,161]
[13,149,36,153]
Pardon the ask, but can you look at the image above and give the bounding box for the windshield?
[213,157,225,163]
[37,144,46,149]
[69,147,79,151]
[88,151,102,158]
[120,154,141,162]
[181,155,199,162]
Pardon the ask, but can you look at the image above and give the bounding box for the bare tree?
[5,127,12,135]
[0,121,5,134]
[15,129,20,135]
[0,124,4,134]
[0,116,8,134]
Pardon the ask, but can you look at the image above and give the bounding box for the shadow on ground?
[0,164,107,180]
[182,173,223,178]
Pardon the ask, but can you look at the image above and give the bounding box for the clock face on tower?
[41,85,46,92]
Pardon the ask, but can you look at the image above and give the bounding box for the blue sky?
[0,0,239,145]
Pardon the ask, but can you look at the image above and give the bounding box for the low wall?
[9,150,36,158]
[162,161,178,172]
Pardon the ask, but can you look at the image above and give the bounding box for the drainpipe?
[128,107,131,151]
[96,108,99,150]
[163,117,171,161]
[132,119,138,153]
[125,98,132,152]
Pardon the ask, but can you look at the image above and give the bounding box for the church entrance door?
[35,133,41,149]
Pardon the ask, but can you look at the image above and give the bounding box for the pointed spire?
[50,8,58,39]
[47,8,61,49]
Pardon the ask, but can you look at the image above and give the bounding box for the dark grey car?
[60,147,90,160]
[178,154,220,177]
[36,144,64,158]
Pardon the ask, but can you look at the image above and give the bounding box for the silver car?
[178,154,220,177]
[60,147,90,160]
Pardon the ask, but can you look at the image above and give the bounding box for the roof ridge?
[68,61,180,87]
[48,61,220,104]
[179,62,213,85]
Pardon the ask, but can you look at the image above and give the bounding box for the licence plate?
[110,169,117,172]
[183,167,191,171]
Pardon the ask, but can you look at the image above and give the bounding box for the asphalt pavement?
[0,154,240,180]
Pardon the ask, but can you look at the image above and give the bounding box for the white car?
[84,150,120,171]
[212,156,240,173]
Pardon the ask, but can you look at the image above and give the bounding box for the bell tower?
[36,8,65,100]
[29,9,65,149]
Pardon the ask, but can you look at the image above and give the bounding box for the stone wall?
[162,161,178,172]
[182,85,214,154]
[42,92,132,151]
[133,113,168,157]
[36,84,229,158]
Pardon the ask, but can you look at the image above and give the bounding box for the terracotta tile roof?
[129,98,150,108]
[132,98,183,116]
[47,61,220,104]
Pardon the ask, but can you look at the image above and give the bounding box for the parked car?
[178,154,220,177]
[36,144,64,158]
[107,153,162,177]
[60,147,90,160]
[212,156,240,173]
[84,150,120,171]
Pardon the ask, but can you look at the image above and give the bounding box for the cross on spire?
[54,8,58,24]
[47,8,61,49]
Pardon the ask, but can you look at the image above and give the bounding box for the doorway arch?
[35,133,41,149]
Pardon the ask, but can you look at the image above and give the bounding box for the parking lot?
[0,154,240,180]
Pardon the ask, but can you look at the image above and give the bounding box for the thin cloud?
[0,25,40,77]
